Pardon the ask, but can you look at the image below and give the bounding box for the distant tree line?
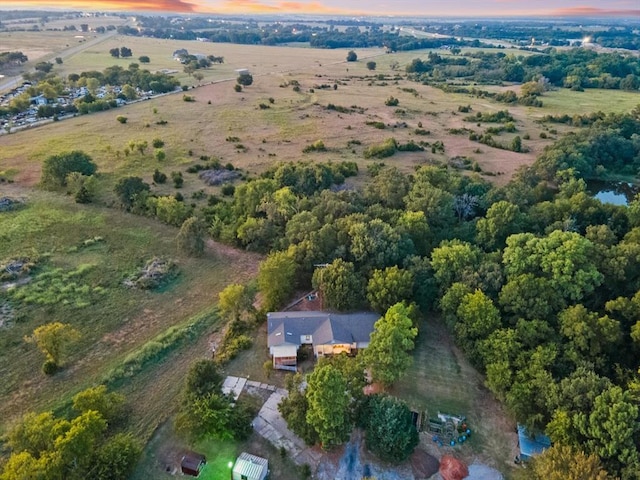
[118,17,490,50]
[413,20,640,50]
[408,48,640,91]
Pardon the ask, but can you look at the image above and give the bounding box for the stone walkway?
[223,376,323,467]
[221,375,247,400]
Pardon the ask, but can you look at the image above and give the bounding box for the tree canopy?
[361,303,418,387]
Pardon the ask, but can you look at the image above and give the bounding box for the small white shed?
[232,452,268,480]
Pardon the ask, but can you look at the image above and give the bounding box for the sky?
[2,0,639,17]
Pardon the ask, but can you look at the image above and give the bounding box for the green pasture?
[0,192,256,439]
[536,88,640,115]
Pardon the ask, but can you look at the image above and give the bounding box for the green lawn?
[391,317,518,476]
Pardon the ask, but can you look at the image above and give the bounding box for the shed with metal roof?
[232,452,268,480]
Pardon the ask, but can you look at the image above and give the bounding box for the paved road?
[0,27,122,93]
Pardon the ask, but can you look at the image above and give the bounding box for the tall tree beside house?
[366,266,414,313]
[361,303,418,387]
[257,250,297,311]
[175,360,253,441]
[312,258,364,311]
[306,363,351,449]
[278,373,319,446]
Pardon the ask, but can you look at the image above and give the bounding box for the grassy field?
[3,38,637,192]
[534,88,640,115]
[391,318,519,477]
[0,187,261,440]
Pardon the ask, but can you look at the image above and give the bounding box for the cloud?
[551,6,640,16]
[217,0,352,14]
[6,0,199,12]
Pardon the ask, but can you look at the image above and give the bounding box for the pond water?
[587,180,639,206]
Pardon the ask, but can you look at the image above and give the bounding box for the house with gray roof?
[267,311,380,371]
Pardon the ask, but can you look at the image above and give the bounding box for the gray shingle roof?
[267,311,379,347]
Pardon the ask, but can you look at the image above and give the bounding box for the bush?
[303,140,327,153]
[346,50,357,62]
[116,115,127,124]
[41,151,97,188]
[385,96,399,106]
[183,95,195,102]
[152,138,164,148]
[42,359,58,375]
[172,171,184,188]
[234,84,242,92]
[366,121,386,129]
[364,138,398,159]
[221,184,235,196]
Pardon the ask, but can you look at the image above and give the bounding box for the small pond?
[587,180,639,206]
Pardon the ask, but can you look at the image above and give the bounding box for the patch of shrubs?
[364,138,398,159]
[303,140,327,153]
[385,96,399,106]
[153,169,167,184]
[326,103,352,114]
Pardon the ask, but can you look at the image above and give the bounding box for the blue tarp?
[517,424,551,460]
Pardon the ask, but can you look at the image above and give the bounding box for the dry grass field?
[1,40,582,195]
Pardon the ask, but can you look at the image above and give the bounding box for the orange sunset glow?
[1,0,638,16]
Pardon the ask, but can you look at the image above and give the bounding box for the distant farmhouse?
[267,311,379,371]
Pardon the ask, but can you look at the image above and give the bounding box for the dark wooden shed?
[181,451,206,477]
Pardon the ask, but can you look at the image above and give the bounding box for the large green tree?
[278,373,319,446]
[113,176,150,210]
[41,151,97,189]
[176,216,206,257]
[306,364,351,448]
[366,266,414,313]
[257,251,297,311]
[361,303,418,387]
[516,444,613,480]
[455,290,502,365]
[25,322,80,370]
[364,395,419,464]
[502,230,604,303]
[312,258,364,311]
